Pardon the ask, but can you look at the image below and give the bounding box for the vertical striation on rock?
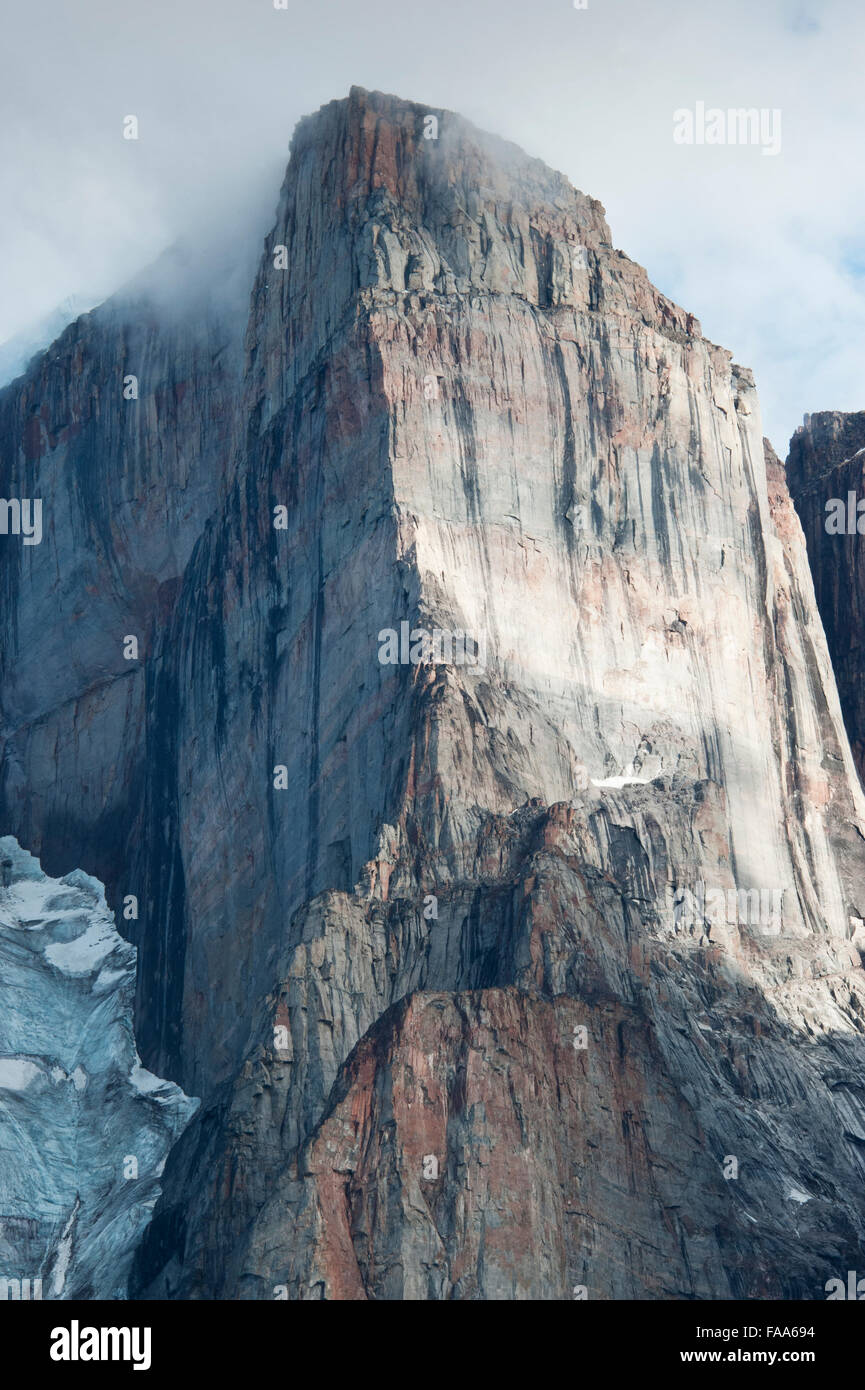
[3,87,865,1299]
[786,411,865,784]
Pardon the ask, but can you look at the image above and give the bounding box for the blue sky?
[1,0,863,455]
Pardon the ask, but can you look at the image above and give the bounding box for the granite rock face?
[0,837,197,1299]
[786,412,865,785]
[3,88,865,1299]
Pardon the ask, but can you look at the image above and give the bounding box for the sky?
[1,0,863,453]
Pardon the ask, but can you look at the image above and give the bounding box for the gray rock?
[786,412,865,783]
[3,87,865,1299]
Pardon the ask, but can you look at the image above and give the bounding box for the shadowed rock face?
[3,88,865,1300]
[786,412,865,785]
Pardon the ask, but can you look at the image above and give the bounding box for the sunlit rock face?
[4,88,865,1300]
[0,837,197,1299]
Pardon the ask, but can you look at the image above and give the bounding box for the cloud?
[2,0,863,455]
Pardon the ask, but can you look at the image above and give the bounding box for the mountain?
[0,295,102,391]
[3,87,865,1299]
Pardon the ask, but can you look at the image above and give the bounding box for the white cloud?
[1,0,863,455]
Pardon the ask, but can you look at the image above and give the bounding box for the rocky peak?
[3,91,865,1299]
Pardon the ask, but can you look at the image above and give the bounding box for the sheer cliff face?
[786,412,865,786]
[0,251,243,910]
[3,88,865,1301]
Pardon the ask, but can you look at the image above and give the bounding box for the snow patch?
[50,1199,79,1298]
[0,1058,43,1091]
[44,922,116,976]
[131,1064,169,1097]
[591,775,652,788]
[0,834,199,1297]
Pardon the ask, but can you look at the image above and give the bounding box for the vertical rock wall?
[3,88,865,1299]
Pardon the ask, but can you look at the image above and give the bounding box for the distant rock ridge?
[786,411,865,784]
[0,294,102,392]
[2,88,865,1299]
